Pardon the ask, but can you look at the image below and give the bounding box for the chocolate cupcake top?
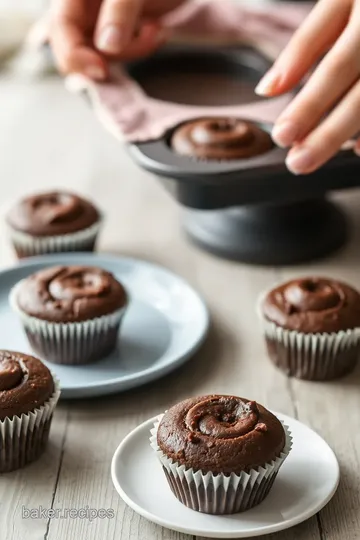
[6,191,100,236]
[171,118,273,160]
[157,395,285,474]
[262,277,360,334]
[0,350,54,420]
[14,265,127,323]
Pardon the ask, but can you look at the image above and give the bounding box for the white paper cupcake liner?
[150,414,292,515]
[261,319,360,380]
[10,283,128,365]
[8,218,102,258]
[0,376,60,473]
[256,290,360,380]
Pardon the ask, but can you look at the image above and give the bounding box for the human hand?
[255,0,360,175]
[50,0,186,80]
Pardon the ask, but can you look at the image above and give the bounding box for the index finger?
[50,0,107,79]
[255,0,350,96]
[95,0,143,55]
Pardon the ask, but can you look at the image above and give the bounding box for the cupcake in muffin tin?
[171,117,273,161]
[151,394,291,515]
[0,350,60,473]
[259,277,360,380]
[6,190,102,258]
[10,265,128,365]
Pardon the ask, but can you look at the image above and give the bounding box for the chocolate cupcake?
[6,190,102,258]
[171,117,273,160]
[0,350,60,473]
[259,277,360,380]
[150,395,291,514]
[10,265,128,365]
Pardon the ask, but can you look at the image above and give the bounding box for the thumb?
[95,0,143,55]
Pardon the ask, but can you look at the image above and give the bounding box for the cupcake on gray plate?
[150,394,291,515]
[0,350,60,473]
[6,190,102,258]
[10,265,128,365]
[258,276,360,380]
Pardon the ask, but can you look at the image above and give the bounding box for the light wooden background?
[0,69,360,540]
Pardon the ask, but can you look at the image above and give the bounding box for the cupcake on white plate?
[151,394,291,514]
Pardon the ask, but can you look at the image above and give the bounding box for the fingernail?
[85,65,106,81]
[341,139,355,151]
[97,25,123,53]
[255,70,280,96]
[286,147,314,175]
[272,121,300,148]
[354,145,360,157]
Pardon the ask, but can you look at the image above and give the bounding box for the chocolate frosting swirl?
[171,118,273,160]
[6,191,99,236]
[185,396,259,439]
[262,277,360,333]
[0,350,54,420]
[157,395,285,474]
[15,266,128,323]
[0,357,24,391]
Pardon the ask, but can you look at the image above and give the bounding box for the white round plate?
[111,413,339,538]
[0,253,209,399]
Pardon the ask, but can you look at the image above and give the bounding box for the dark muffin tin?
[126,44,360,265]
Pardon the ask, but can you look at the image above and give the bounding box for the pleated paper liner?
[150,413,292,515]
[262,320,360,380]
[8,218,102,258]
[257,288,360,380]
[0,376,60,473]
[9,282,128,365]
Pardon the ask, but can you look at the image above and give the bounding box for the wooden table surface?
[0,72,360,540]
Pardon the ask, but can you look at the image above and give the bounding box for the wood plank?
[46,397,193,540]
[192,258,320,540]
[279,191,360,540]
[0,77,74,540]
[0,405,68,540]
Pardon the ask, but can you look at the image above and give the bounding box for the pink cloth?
[163,1,312,53]
[65,1,313,143]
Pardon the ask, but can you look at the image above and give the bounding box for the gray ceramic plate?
[0,253,209,398]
